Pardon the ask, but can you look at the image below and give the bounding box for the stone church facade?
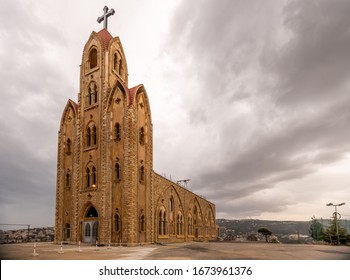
[55,27,216,246]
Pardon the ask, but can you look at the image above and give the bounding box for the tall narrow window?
[115,163,121,181]
[139,165,145,183]
[119,58,123,75]
[194,206,198,225]
[139,127,145,145]
[87,127,91,146]
[65,223,70,240]
[188,214,193,236]
[66,138,71,155]
[163,211,167,235]
[92,166,97,187]
[114,53,117,70]
[114,213,120,232]
[89,48,97,69]
[114,123,121,140]
[177,212,183,235]
[113,51,123,75]
[86,167,90,188]
[88,87,92,106]
[92,125,97,145]
[140,212,145,232]
[65,171,70,189]
[94,84,98,103]
[169,197,174,212]
[169,196,175,234]
[158,208,167,236]
[158,210,163,235]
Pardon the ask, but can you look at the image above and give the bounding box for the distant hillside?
[216,219,311,243]
[217,219,310,235]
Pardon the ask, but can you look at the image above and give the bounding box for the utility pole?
[326,202,345,245]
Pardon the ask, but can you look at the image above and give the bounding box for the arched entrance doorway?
[83,205,98,243]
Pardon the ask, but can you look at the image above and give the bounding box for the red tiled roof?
[128,86,137,106]
[128,85,144,106]
[97,29,113,51]
[68,99,78,111]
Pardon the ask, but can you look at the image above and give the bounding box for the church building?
[55,7,216,246]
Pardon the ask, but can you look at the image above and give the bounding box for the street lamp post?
[326,202,345,245]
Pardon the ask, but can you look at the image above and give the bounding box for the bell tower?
[56,5,217,247]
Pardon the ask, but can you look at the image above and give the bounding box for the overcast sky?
[1,0,350,228]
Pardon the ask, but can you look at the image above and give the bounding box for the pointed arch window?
[87,83,98,106]
[94,84,98,103]
[114,123,121,140]
[65,170,71,189]
[92,125,97,145]
[194,206,198,225]
[88,87,92,106]
[119,57,123,75]
[206,210,212,236]
[92,166,97,187]
[140,212,145,232]
[86,127,91,146]
[188,214,193,236]
[169,196,175,234]
[89,48,97,69]
[114,212,120,232]
[85,164,97,189]
[115,162,121,181]
[169,197,174,212]
[177,212,183,235]
[139,165,145,183]
[113,51,123,76]
[139,127,145,145]
[113,53,118,71]
[158,208,167,236]
[66,138,72,155]
[86,206,98,217]
[86,124,97,147]
[86,167,90,189]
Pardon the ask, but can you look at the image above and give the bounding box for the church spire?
[97,6,115,30]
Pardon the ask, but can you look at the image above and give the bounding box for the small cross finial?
[97,6,115,30]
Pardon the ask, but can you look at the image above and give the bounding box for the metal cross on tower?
[97,6,115,30]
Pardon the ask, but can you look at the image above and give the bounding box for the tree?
[323,218,348,245]
[309,218,325,241]
[258,228,272,242]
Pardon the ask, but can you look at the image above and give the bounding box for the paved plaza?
[1,242,349,260]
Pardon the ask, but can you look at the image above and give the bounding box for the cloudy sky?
[1,0,350,228]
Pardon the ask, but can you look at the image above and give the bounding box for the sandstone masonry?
[55,28,216,246]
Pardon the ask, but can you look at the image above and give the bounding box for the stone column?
[123,106,138,245]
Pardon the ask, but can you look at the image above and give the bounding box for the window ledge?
[84,104,98,111]
[85,67,100,76]
[84,145,98,152]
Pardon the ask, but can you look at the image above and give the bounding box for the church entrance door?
[84,221,98,243]
[83,205,99,243]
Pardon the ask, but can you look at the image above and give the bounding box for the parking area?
[1,241,349,260]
